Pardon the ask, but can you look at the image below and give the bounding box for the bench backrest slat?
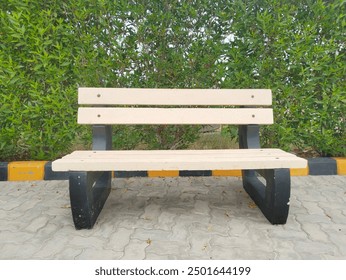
[78,108,274,125]
[78,88,272,106]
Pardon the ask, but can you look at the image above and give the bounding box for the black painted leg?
[92,125,112,150]
[69,171,112,229]
[238,125,291,224]
[238,124,260,149]
[242,168,291,224]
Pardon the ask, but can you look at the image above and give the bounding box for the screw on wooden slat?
[97,94,101,97]
[251,95,254,98]
[252,114,255,118]
[97,114,101,117]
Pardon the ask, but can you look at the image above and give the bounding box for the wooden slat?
[62,149,296,158]
[78,108,274,125]
[78,88,272,106]
[52,149,307,172]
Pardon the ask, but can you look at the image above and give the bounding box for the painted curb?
[180,170,212,177]
[0,162,8,181]
[44,162,69,181]
[114,171,148,178]
[334,157,346,175]
[308,158,337,175]
[8,161,47,181]
[0,158,345,182]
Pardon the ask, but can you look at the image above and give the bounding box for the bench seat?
[52,149,306,172]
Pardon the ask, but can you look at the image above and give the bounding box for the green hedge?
[0,0,345,161]
[223,0,346,157]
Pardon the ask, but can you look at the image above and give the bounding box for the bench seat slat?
[52,149,307,171]
[78,88,272,106]
[62,149,297,158]
[78,108,274,125]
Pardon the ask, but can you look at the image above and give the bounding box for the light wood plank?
[78,108,274,125]
[59,153,301,162]
[78,88,272,105]
[62,149,298,159]
[52,157,307,171]
[52,149,307,171]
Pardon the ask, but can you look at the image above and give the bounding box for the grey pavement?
[0,176,345,260]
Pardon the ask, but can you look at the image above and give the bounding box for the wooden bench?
[52,88,307,229]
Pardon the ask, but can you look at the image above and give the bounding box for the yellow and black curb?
[0,158,345,182]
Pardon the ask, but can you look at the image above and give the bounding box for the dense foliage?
[0,0,345,160]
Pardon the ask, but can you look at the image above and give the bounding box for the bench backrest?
[77,88,273,125]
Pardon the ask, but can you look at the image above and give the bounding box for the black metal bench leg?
[238,125,291,224]
[242,168,291,224]
[69,171,112,229]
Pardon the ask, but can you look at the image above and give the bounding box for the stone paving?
[0,176,345,260]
